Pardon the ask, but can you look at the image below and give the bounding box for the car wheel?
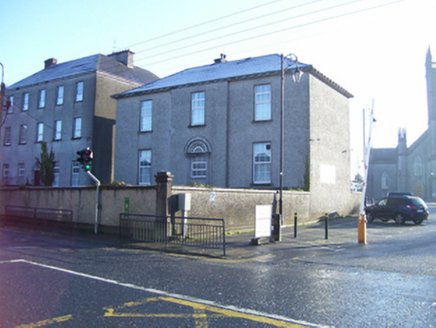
[413,219,423,225]
[394,213,405,224]
[366,212,375,223]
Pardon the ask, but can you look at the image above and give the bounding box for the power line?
[133,0,321,56]
[136,0,405,68]
[124,0,283,49]
[135,0,362,63]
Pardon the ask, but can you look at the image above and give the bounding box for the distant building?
[1,50,158,186]
[367,48,436,201]
[113,53,354,213]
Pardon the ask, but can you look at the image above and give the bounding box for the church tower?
[426,47,436,199]
[397,128,407,191]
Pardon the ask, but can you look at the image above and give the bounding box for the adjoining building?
[367,48,436,201]
[113,53,355,215]
[1,50,158,186]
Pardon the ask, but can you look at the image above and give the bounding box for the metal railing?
[5,205,73,222]
[119,213,226,256]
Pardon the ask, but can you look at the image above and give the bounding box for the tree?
[36,142,55,186]
[354,173,364,183]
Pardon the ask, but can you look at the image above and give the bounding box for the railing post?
[294,212,298,238]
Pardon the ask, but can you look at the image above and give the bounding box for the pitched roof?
[9,54,159,89]
[113,53,353,99]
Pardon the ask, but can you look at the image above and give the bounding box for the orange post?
[358,213,367,244]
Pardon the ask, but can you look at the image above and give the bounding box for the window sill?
[189,124,206,128]
[252,119,272,124]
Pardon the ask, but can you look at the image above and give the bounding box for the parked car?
[365,195,429,225]
[387,192,412,196]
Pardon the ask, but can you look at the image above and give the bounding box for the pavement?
[2,214,362,260]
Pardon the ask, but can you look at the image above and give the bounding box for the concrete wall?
[308,74,354,217]
[0,183,361,232]
[172,186,311,231]
[0,185,156,228]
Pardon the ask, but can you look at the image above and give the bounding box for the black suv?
[365,195,429,225]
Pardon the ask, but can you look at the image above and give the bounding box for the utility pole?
[358,100,375,244]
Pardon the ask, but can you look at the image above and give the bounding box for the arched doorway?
[185,138,211,185]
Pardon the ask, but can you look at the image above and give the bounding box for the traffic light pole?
[87,171,101,234]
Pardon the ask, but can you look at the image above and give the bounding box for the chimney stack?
[44,58,58,69]
[108,49,134,68]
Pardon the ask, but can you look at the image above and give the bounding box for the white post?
[87,171,101,234]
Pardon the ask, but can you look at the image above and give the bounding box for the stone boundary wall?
[0,182,361,232]
[0,186,156,229]
[172,186,311,231]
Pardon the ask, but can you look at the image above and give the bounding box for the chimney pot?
[44,58,57,69]
[214,54,227,64]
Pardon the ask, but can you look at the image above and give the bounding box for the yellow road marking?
[104,296,309,327]
[15,315,72,328]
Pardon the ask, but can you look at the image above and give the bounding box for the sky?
[1,0,436,178]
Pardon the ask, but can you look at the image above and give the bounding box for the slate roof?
[113,54,353,99]
[9,54,159,89]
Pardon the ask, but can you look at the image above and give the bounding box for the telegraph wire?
[135,0,363,62]
[125,0,283,49]
[134,0,321,56]
[136,0,405,68]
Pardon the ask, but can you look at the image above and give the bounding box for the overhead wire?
[135,0,405,68]
[135,0,363,62]
[133,0,321,56]
[125,0,283,49]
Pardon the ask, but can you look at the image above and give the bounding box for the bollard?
[358,213,367,244]
[325,213,329,239]
[294,212,298,238]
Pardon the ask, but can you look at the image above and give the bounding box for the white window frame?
[38,89,46,108]
[7,96,13,113]
[4,126,11,146]
[57,86,64,105]
[191,92,205,126]
[253,142,271,184]
[19,124,28,144]
[139,150,152,185]
[255,84,271,121]
[76,82,84,102]
[54,120,62,140]
[23,92,29,111]
[191,156,207,179]
[3,164,10,183]
[381,171,389,190]
[53,162,60,187]
[73,117,82,138]
[140,100,152,132]
[36,122,44,142]
[72,161,80,187]
[18,163,25,185]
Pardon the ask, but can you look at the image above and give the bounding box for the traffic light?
[77,148,93,171]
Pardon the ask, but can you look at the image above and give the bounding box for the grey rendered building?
[113,53,354,206]
[367,48,436,201]
[1,50,158,186]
